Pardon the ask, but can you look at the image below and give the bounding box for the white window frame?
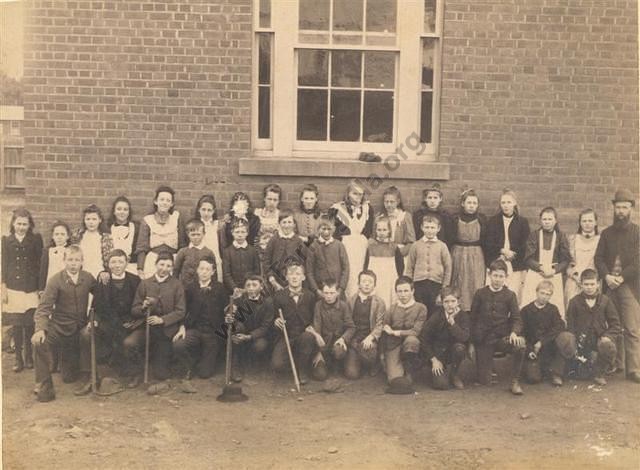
[252,0,443,162]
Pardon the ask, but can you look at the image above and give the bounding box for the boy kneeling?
[421,286,470,390]
[229,275,274,382]
[521,280,574,387]
[566,269,621,385]
[307,280,355,381]
[271,261,317,384]
[172,256,228,387]
[124,252,185,386]
[344,270,386,379]
[76,249,141,395]
[382,276,427,394]
[471,260,526,395]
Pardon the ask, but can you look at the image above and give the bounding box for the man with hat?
[595,188,640,383]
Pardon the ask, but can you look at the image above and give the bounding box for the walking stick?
[217,296,248,402]
[278,308,301,393]
[89,308,97,394]
[143,305,150,385]
[224,296,233,386]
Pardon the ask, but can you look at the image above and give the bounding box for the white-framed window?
[1,146,25,189]
[252,0,443,161]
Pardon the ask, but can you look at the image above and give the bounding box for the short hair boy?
[566,269,622,385]
[173,219,216,287]
[470,260,526,395]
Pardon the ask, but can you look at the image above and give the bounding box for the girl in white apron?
[135,186,185,279]
[195,194,224,283]
[330,180,375,299]
[521,207,572,319]
[365,217,403,310]
[565,208,600,307]
[108,196,139,275]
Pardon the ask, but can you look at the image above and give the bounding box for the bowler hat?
[612,189,635,206]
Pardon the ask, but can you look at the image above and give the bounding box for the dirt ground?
[2,352,639,470]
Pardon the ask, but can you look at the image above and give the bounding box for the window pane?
[363,91,393,142]
[5,168,25,188]
[297,89,328,140]
[422,38,436,90]
[299,32,330,44]
[299,0,330,30]
[366,0,396,32]
[259,0,271,28]
[333,0,363,31]
[364,52,395,89]
[258,34,271,85]
[331,50,361,88]
[330,90,361,141]
[424,0,437,34]
[420,92,433,143]
[4,148,22,166]
[332,33,363,45]
[298,49,328,86]
[10,121,22,136]
[258,86,270,139]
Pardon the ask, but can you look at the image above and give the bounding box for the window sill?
[239,157,449,180]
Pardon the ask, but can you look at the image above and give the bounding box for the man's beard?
[614,212,631,226]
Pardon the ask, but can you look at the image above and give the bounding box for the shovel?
[217,297,248,402]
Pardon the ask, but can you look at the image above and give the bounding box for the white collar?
[189,243,205,250]
[319,237,334,246]
[111,273,126,280]
[488,285,503,293]
[358,292,371,303]
[279,230,296,239]
[233,240,249,249]
[66,271,80,283]
[422,236,438,243]
[397,299,416,309]
[155,274,170,283]
[199,279,212,288]
[14,233,26,243]
[534,301,547,309]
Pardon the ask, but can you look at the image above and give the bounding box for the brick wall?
[22,0,638,236]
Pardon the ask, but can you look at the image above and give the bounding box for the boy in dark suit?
[470,260,526,395]
[566,269,621,385]
[271,261,318,384]
[421,286,470,390]
[76,249,140,395]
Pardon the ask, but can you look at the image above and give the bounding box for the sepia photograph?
[0,0,639,468]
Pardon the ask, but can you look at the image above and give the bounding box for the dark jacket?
[233,293,275,339]
[313,299,356,345]
[131,275,186,338]
[524,228,572,274]
[306,238,350,293]
[92,272,140,336]
[34,270,96,335]
[221,213,261,248]
[521,301,565,348]
[482,213,530,271]
[183,279,228,333]
[222,243,261,292]
[470,286,522,344]
[421,307,471,361]
[566,293,622,345]
[272,287,316,339]
[2,232,43,293]
[595,221,640,299]
[262,233,308,284]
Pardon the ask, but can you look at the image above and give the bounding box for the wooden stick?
[278,309,301,393]
[143,306,150,384]
[224,296,234,386]
[89,308,97,394]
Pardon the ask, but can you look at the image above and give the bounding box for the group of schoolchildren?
[2,180,638,402]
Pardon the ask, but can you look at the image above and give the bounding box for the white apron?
[203,219,224,283]
[521,230,565,319]
[333,202,369,299]
[142,211,180,279]
[368,255,397,312]
[111,223,138,274]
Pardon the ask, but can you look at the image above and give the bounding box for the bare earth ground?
[2,352,639,470]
